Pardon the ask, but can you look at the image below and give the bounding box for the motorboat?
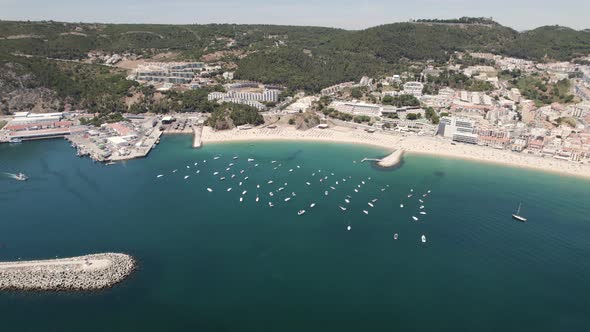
[421,235,427,243]
[394,233,398,240]
[284,197,291,202]
[339,206,347,211]
[310,203,316,208]
[157,174,164,178]
[298,210,306,216]
[412,216,419,221]
[15,173,28,181]
[207,188,213,192]
[363,210,368,215]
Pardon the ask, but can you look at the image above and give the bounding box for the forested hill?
[1,19,589,96]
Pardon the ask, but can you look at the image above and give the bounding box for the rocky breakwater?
[0,253,136,291]
[377,148,405,168]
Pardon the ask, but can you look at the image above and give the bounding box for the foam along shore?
[0,253,136,291]
[200,125,590,179]
[377,149,405,168]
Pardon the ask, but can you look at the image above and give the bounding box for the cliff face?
[0,62,61,115]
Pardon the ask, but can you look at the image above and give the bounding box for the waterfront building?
[438,116,478,144]
[330,101,382,117]
[321,82,355,96]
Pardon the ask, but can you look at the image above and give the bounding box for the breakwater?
[0,253,136,291]
[377,149,405,168]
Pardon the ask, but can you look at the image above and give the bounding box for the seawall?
[0,253,136,291]
[377,149,405,168]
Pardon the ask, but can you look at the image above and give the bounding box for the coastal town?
[1,50,589,177]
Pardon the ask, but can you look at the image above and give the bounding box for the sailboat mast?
[517,203,521,215]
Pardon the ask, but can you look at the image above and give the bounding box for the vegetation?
[321,108,353,121]
[555,116,577,128]
[514,76,574,106]
[353,115,371,123]
[425,70,494,92]
[205,103,263,130]
[382,94,420,107]
[424,107,440,124]
[0,120,6,129]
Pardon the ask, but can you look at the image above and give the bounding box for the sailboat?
[512,203,527,222]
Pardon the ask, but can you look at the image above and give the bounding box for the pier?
[0,253,136,291]
[193,126,203,148]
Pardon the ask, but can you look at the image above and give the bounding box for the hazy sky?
[1,0,588,31]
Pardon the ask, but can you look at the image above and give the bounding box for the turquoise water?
[0,136,589,331]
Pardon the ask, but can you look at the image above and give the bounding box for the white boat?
[244,177,249,180]
[306,182,311,186]
[157,174,164,178]
[255,164,259,167]
[400,204,404,208]
[289,169,293,172]
[229,163,234,166]
[427,190,431,193]
[312,173,315,176]
[172,169,178,173]
[381,188,385,192]
[330,186,336,190]
[310,203,316,208]
[363,210,368,215]
[186,165,190,169]
[242,190,247,195]
[284,197,291,202]
[372,199,378,203]
[240,197,243,202]
[354,189,359,193]
[213,172,219,175]
[184,175,189,179]
[256,196,260,202]
[339,206,347,211]
[420,212,427,215]
[269,202,274,207]
[336,181,339,185]
[410,189,414,192]
[194,162,198,166]
[207,188,213,192]
[412,216,419,221]
[421,235,427,243]
[15,173,28,181]
[419,199,424,203]
[298,210,306,216]
[407,194,413,198]
[196,170,200,174]
[292,192,296,197]
[347,225,351,231]
[213,156,220,160]
[240,170,244,174]
[361,181,365,185]
[257,185,260,188]
[271,161,276,164]
[284,183,288,186]
[220,177,226,181]
[278,187,284,191]
[297,165,300,168]
[419,205,424,209]
[227,188,232,192]
[226,168,231,171]
[512,203,527,222]
[248,158,255,162]
[269,192,274,197]
[233,156,238,160]
[325,191,329,196]
[345,199,350,204]
[9,137,22,144]
[368,202,374,208]
[394,233,398,240]
[239,182,243,186]
[268,180,273,184]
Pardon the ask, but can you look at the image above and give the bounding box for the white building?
[403,82,424,97]
[438,117,478,144]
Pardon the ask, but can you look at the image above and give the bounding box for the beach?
[201,125,590,178]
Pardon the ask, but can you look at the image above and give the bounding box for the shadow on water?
[38,156,92,206]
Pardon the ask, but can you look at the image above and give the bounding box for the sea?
[0,135,589,331]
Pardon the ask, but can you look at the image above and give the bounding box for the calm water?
[0,136,589,331]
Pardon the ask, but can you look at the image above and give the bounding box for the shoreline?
[199,126,590,180]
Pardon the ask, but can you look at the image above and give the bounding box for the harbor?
[0,253,136,291]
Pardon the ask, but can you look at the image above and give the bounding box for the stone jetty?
[377,149,405,168]
[0,253,136,291]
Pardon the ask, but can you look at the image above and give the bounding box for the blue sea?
[0,136,589,331]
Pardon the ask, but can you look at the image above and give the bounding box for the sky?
[1,0,588,31]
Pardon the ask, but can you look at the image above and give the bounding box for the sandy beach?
[201,125,590,179]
